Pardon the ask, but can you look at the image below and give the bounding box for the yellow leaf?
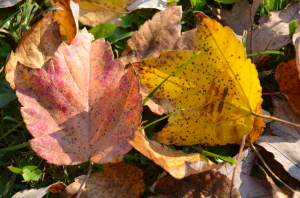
[136,13,262,146]
[128,129,219,179]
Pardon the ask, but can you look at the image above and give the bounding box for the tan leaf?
[0,0,22,8]
[155,169,240,198]
[210,0,262,36]
[121,6,195,115]
[12,182,66,198]
[59,163,145,198]
[256,97,300,181]
[248,3,300,64]
[128,129,219,179]
[5,11,62,89]
[218,148,273,197]
[49,0,79,44]
[79,0,135,27]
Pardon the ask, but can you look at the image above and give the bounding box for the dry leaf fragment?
[128,129,219,179]
[249,2,300,64]
[79,0,135,27]
[60,163,145,198]
[10,29,142,165]
[0,0,22,8]
[155,170,240,198]
[136,13,262,146]
[50,0,79,44]
[126,0,169,12]
[218,148,273,198]
[12,182,66,198]
[5,12,62,90]
[256,97,300,181]
[121,6,195,115]
[275,59,300,114]
[210,0,262,36]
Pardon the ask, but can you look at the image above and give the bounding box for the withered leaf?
[256,97,300,181]
[155,169,240,198]
[0,0,22,8]
[5,12,62,90]
[10,29,142,165]
[128,129,219,179]
[60,163,145,198]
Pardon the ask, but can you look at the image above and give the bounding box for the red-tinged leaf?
[13,29,142,165]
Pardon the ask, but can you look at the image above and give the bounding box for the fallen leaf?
[0,0,22,8]
[10,29,142,165]
[121,6,195,115]
[12,182,66,198]
[127,0,169,12]
[294,26,300,67]
[5,11,62,90]
[248,2,300,64]
[155,169,240,198]
[275,59,300,114]
[210,0,262,35]
[258,165,290,198]
[218,148,273,197]
[128,129,219,179]
[79,0,135,27]
[256,97,300,181]
[49,0,79,44]
[59,163,145,198]
[135,12,262,146]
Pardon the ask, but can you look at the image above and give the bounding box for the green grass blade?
[141,109,183,130]
[247,51,284,57]
[0,121,24,141]
[0,10,20,29]
[142,51,200,105]
[190,146,238,165]
[0,142,30,152]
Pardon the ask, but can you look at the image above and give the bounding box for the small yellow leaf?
[128,129,219,179]
[136,13,262,146]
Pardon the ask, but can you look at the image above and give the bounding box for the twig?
[252,112,300,128]
[182,18,195,28]
[115,49,119,59]
[251,144,295,193]
[76,161,93,198]
[262,91,281,96]
[231,135,246,198]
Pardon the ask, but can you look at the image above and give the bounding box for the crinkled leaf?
[0,0,22,8]
[60,163,145,198]
[11,29,142,165]
[5,12,62,89]
[126,0,169,12]
[136,12,262,146]
[128,129,219,179]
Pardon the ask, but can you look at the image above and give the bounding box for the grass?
[0,0,297,197]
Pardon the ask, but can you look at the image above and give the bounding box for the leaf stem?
[76,161,93,198]
[262,91,281,96]
[247,51,284,57]
[231,135,246,197]
[251,144,295,193]
[252,112,300,128]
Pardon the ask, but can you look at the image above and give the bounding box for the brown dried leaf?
[256,97,300,181]
[0,0,22,8]
[210,0,262,36]
[60,163,145,198]
[5,11,62,89]
[128,129,219,179]
[121,6,195,115]
[218,148,273,197]
[155,169,240,198]
[49,0,79,44]
[12,182,66,198]
[248,3,300,64]
[79,0,135,27]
